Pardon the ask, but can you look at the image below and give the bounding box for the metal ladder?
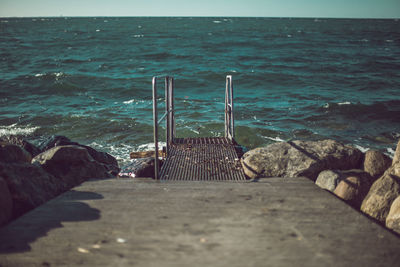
[152,75,244,180]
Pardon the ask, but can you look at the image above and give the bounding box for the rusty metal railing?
[152,76,175,180]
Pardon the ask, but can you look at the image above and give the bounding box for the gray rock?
[118,157,158,178]
[38,135,78,151]
[361,163,400,223]
[241,139,363,180]
[0,176,13,226]
[363,150,391,179]
[0,162,65,219]
[0,135,41,157]
[386,195,400,234]
[32,145,114,187]
[38,135,119,175]
[315,170,342,192]
[0,143,32,164]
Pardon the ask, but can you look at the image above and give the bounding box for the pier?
[152,75,246,181]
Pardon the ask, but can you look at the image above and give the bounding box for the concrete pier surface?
[1,177,399,267]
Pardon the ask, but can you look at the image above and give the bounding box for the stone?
[393,139,400,165]
[38,135,79,152]
[80,145,119,175]
[386,196,400,234]
[241,139,363,180]
[360,164,400,223]
[0,162,65,219]
[315,170,342,192]
[0,176,13,226]
[334,176,370,209]
[363,150,391,179]
[0,143,32,164]
[118,158,159,178]
[32,145,114,188]
[0,135,41,157]
[38,135,119,175]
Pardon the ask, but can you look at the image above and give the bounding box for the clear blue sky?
[0,0,399,18]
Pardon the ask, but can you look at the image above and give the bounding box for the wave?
[320,100,400,122]
[0,123,40,137]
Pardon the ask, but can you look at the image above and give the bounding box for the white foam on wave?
[0,124,39,137]
[263,136,285,142]
[138,142,167,152]
[354,144,369,153]
[387,148,396,158]
[338,101,351,105]
[213,20,221,23]
[123,99,136,104]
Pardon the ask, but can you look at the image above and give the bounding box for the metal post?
[225,75,234,141]
[168,77,174,144]
[152,77,159,180]
[165,76,170,155]
[229,75,234,139]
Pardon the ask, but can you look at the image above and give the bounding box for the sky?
[0,0,399,19]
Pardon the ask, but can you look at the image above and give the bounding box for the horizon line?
[1,15,399,20]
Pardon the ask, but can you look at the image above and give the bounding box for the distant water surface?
[1,17,400,164]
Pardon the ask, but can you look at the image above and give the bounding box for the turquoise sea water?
[1,17,400,164]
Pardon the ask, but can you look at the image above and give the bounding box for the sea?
[1,17,400,166]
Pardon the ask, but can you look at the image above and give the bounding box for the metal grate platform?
[159,137,246,181]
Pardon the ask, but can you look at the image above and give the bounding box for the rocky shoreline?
[0,135,120,227]
[2,135,400,236]
[241,138,400,235]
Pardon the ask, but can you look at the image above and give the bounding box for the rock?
[38,135,119,175]
[361,164,400,223]
[38,135,79,151]
[363,150,391,179]
[0,162,65,219]
[0,143,32,163]
[0,176,13,226]
[32,145,114,187]
[334,176,370,208]
[393,139,400,165]
[80,145,119,175]
[118,158,159,178]
[315,170,342,192]
[241,139,363,180]
[0,135,41,157]
[386,196,400,234]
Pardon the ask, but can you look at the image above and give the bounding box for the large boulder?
[38,135,78,151]
[0,176,13,226]
[363,150,391,179]
[0,162,65,219]
[38,135,119,175]
[32,145,114,187]
[0,135,41,157]
[386,196,400,234]
[118,158,159,178]
[241,139,363,180]
[360,164,400,223]
[0,143,32,164]
[334,175,371,209]
[316,169,372,193]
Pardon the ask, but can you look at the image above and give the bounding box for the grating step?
[159,137,246,181]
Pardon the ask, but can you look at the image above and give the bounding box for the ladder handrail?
[152,75,235,179]
[225,75,234,140]
[152,76,175,180]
